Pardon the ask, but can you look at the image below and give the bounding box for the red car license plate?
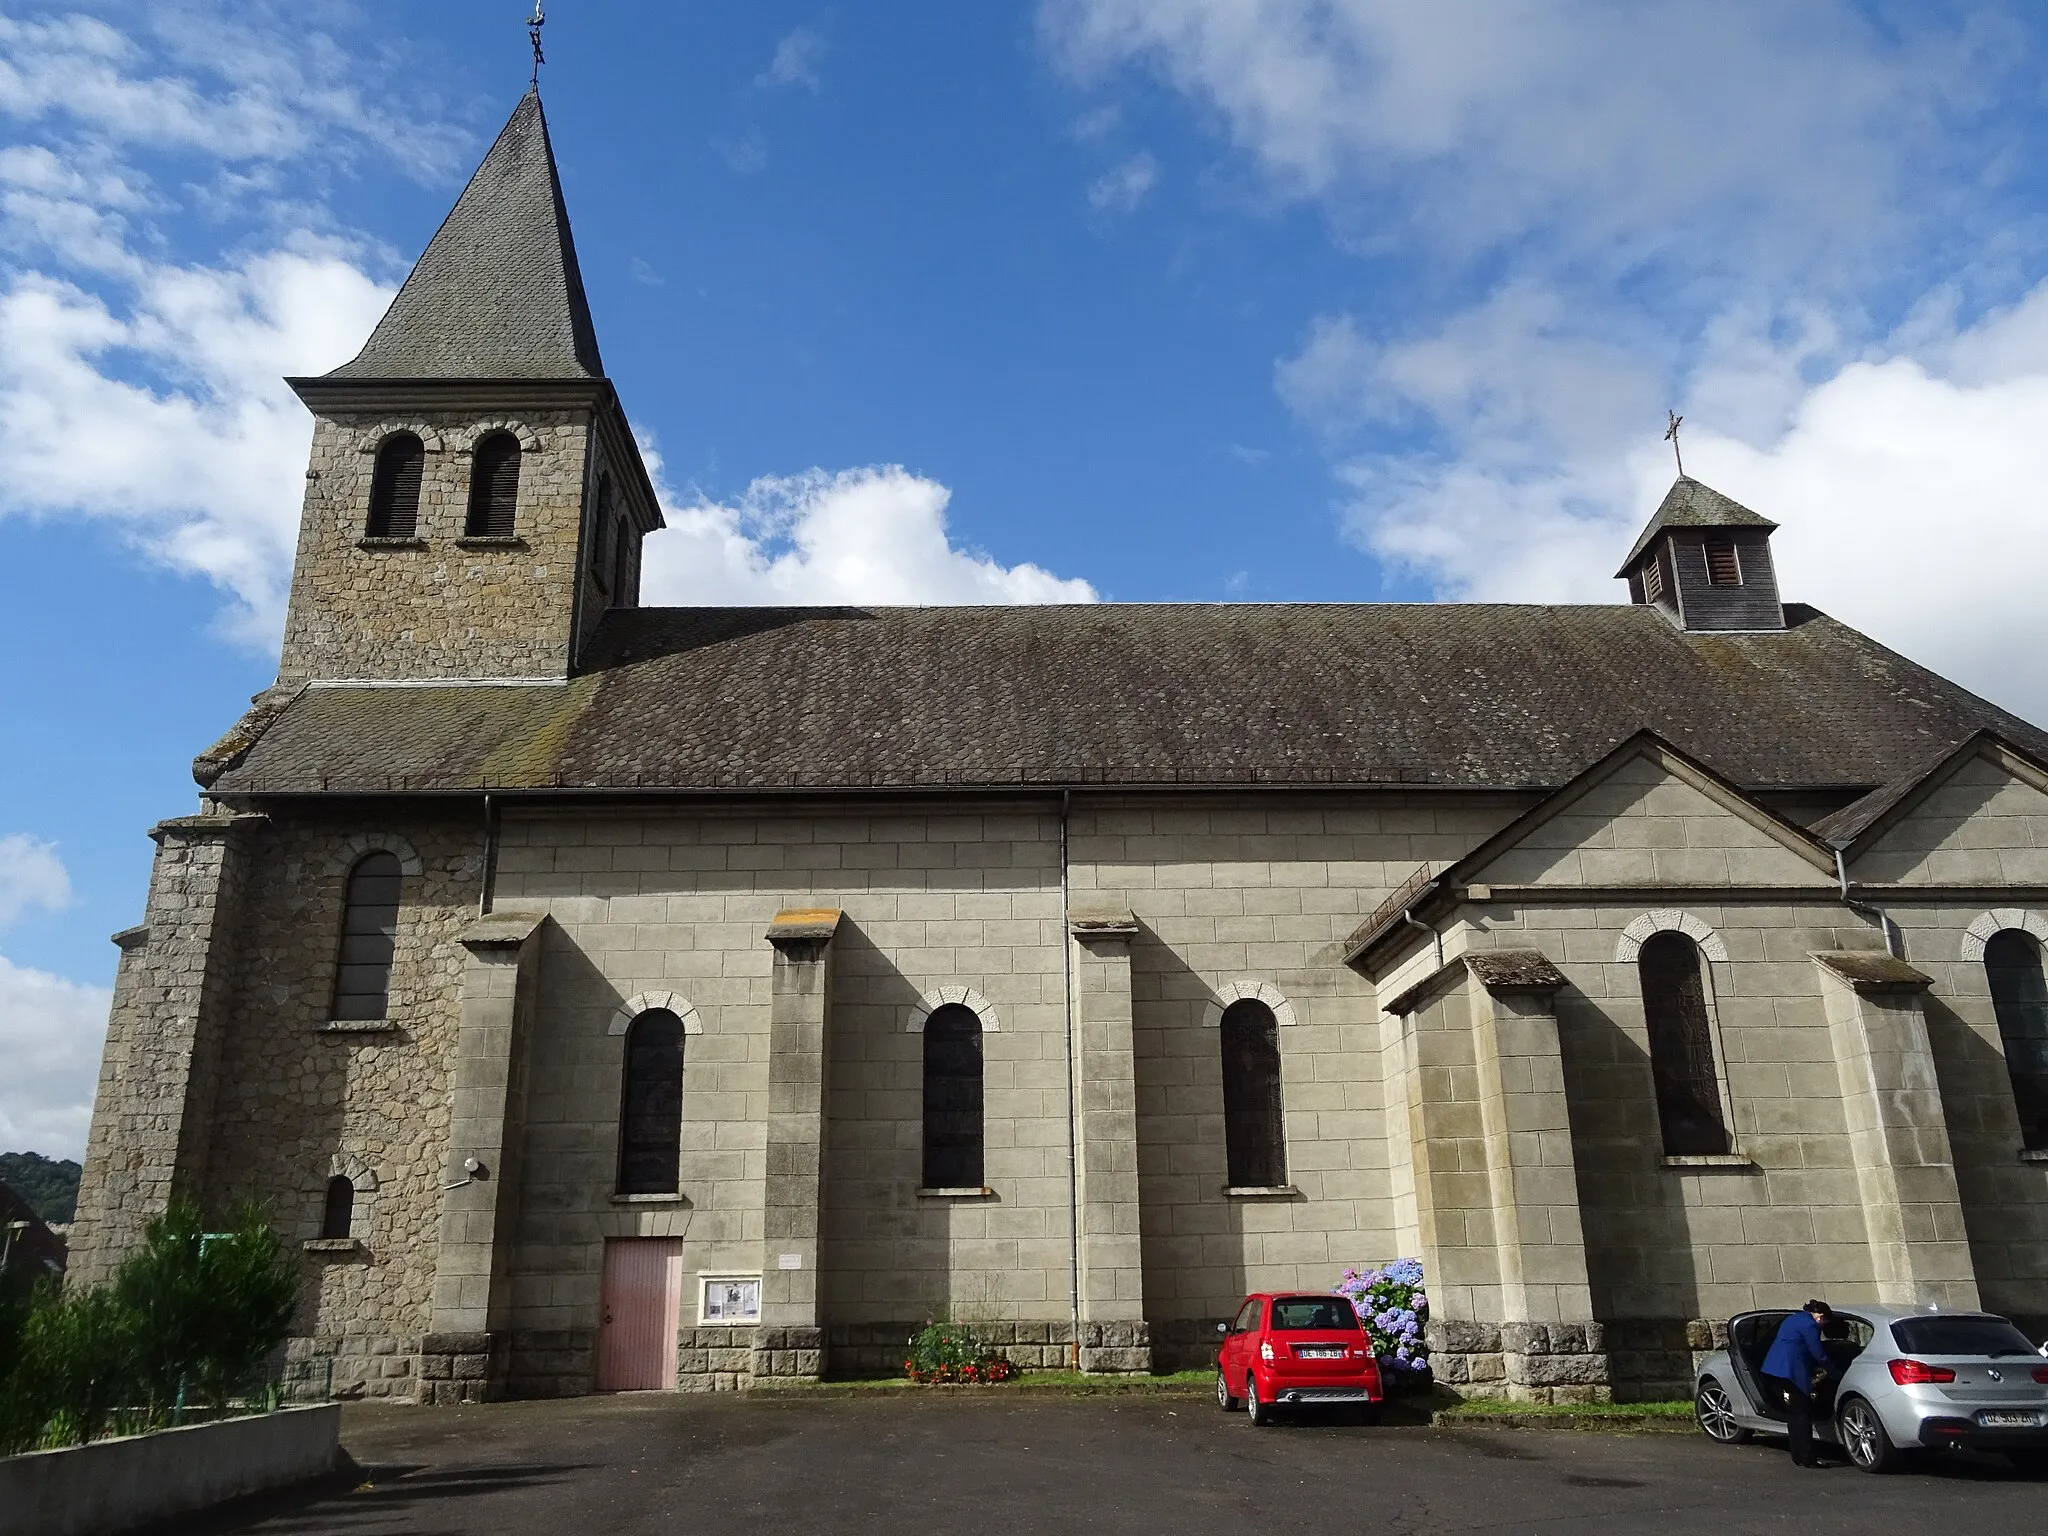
[1297,1347,1344,1358]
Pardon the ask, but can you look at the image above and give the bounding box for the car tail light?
[1888,1359,1957,1385]
[2032,1366,2048,1385]
[1259,1340,1275,1363]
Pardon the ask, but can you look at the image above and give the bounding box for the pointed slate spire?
[1615,476,1777,578]
[328,90,604,380]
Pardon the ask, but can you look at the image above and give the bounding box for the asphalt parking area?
[155,1391,2048,1535]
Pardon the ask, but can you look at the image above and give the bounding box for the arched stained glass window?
[1221,999,1286,1188]
[922,1003,984,1189]
[321,1176,355,1240]
[331,852,401,1021]
[365,433,424,539]
[1638,931,1730,1156]
[618,1009,686,1194]
[1985,930,2048,1152]
[465,432,521,537]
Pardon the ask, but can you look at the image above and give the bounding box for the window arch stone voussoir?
[1962,909,2048,963]
[608,991,704,1036]
[357,421,446,454]
[1616,909,1729,964]
[1200,979,1298,1030]
[460,419,545,454]
[323,834,423,880]
[904,986,1001,1033]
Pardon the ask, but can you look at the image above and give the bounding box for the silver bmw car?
[1694,1306,2048,1473]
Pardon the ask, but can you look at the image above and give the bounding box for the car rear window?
[1891,1317,2040,1357]
[1269,1298,1359,1332]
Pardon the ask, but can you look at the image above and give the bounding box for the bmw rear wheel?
[1216,1368,1241,1412]
[1246,1376,1271,1428]
[1837,1397,1898,1474]
[1694,1378,1752,1444]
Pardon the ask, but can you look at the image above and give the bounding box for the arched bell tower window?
[331,852,402,1021]
[922,1003,984,1189]
[366,433,424,538]
[1221,999,1286,1188]
[1985,930,2048,1152]
[1638,931,1730,1156]
[618,1009,686,1194]
[320,1176,355,1239]
[465,432,521,537]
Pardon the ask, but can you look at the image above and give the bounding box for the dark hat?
[1804,1299,1832,1315]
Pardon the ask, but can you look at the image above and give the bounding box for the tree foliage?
[0,1153,82,1224]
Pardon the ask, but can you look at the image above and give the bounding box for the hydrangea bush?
[1337,1258,1429,1386]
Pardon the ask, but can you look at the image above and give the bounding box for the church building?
[70,90,2048,1403]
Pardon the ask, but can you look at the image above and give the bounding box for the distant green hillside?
[0,1152,82,1224]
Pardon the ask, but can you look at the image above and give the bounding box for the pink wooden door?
[596,1238,684,1390]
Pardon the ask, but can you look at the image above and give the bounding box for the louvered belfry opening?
[922,1003,984,1188]
[1221,999,1287,1187]
[331,852,402,1020]
[591,474,614,591]
[365,433,425,538]
[618,1009,685,1194]
[321,1176,355,1240]
[1985,931,2048,1151]
[1704,538,1742,586]
[1638,932,1730,1156]
[465,432,522,536]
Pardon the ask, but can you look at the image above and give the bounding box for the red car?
[1215,1292,1384,1425]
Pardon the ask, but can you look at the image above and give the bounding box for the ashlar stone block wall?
[277,406,595,685]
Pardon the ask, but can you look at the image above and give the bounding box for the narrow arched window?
[1639,931,1730,1156]
[465,432,521,537]
[1985,930,2048,1152]
[1221,999,1286,1188]
[331,852,402,1020]
[321,1176,355,1239]
[365,433,424,538]
[922,1003,983,1189]
[610,523,632,606]
[618,1009,685,1194]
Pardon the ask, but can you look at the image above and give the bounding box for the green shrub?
[0,1196,301,1453]
[0,1281,136,1452]
[116,1197,299,1415]
[903,1322,1017,1384]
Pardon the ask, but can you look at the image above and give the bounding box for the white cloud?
[1320,280,2048,725]
[1041,0,2009,269]
[0,953,110,1162]
[641,463,1099,607]
[758,27,827,92]
[0,834,72,926]
[0,250,394,645]
[1087,151,1158,214]
[0,836,101,1161]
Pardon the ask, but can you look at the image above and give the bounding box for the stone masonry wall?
[198,806,486,1400]
[276,407,594,685]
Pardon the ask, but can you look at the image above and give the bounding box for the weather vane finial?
[1664,410,1685,477]
[528,3,546,89]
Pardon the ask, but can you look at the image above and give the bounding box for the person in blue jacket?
[1760,1300,1834,1467]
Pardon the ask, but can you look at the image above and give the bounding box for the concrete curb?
[1432,1410,1696,1433]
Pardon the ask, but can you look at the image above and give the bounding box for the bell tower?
[276,90,662,687]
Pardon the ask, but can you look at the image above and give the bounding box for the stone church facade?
[70,91,2048,1404]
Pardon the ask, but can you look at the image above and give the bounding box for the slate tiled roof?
[1617,477,1778,575]
[205,602,2048,797]
[326,91,603,380]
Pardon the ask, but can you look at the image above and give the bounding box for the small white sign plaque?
[698,1274,762,1324]
[777,1252,803,1270]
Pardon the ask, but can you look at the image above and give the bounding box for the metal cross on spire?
[1664,410,1685,477]
[528,3,546,89]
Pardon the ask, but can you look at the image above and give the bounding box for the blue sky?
[5,0,2048,1157]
